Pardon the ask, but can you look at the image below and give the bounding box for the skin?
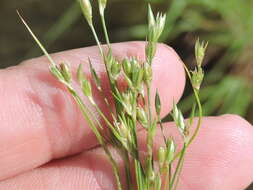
[0,42,252,190]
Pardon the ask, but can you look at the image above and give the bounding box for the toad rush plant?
[18,0,207,189]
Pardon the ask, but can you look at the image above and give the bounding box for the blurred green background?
[0,0,252,188]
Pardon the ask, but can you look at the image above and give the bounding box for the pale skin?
[0,42,252,190]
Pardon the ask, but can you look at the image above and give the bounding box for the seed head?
[195,39,208,67]
[147,4,166,42]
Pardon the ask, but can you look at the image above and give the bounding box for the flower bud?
[98,0,107,15]
[79,0,93,25]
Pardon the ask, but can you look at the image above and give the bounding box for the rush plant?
[18,0,207,189]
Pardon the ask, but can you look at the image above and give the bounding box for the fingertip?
[151,43,186,117]
[181,115,253,190]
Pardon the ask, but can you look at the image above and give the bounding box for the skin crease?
[0,42,252,189]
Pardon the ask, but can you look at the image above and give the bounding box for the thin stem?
[187,89,202,146]
[100,12,111,47]
[173,156,185,190]
[89,24,104,57]
[163,164,172,190]
[122,150,134,190]
[173,64,202,162]
[158,115,167,144]
[132,91,144,190]
[146,86,154,189]
[17,12,56,66]
[68,89,123,190]
[169,143,186,189]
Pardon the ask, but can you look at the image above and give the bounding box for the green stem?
[146,86,154,189]
[158,115,167,144]
[163,164,172,190]
[89,24,104,57]
[173,65,202,161]
[187,89,202,146]
[169,143,186,189]
[173,156,185,190]
[122,150,134,190]
[132,92,144,190]
[68,89,123,190]
[100,12,111,47]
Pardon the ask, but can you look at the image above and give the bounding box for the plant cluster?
[18,0,207,189]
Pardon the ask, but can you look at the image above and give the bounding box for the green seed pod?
[111,60,121,80]
[98,0,107,15]
[89,60,101,91]
[79,0,93,26]
[143,63,152,84]
[77,64,84,84]
[133,68,144,90]
[137,107,148,126]
[155,90,161,115]
[59,63,71,83]
[81,78,92,98]
[191,68,204,90]
[173,102,186,136]
[166,139,175,164]
[122,58,132,77]
[158,146,165,168]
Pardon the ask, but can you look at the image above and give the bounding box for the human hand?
[0,42,252,190]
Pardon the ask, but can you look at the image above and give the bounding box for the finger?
[150,114,253,190]
[0,41,185,180]
[0,115,252,190]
